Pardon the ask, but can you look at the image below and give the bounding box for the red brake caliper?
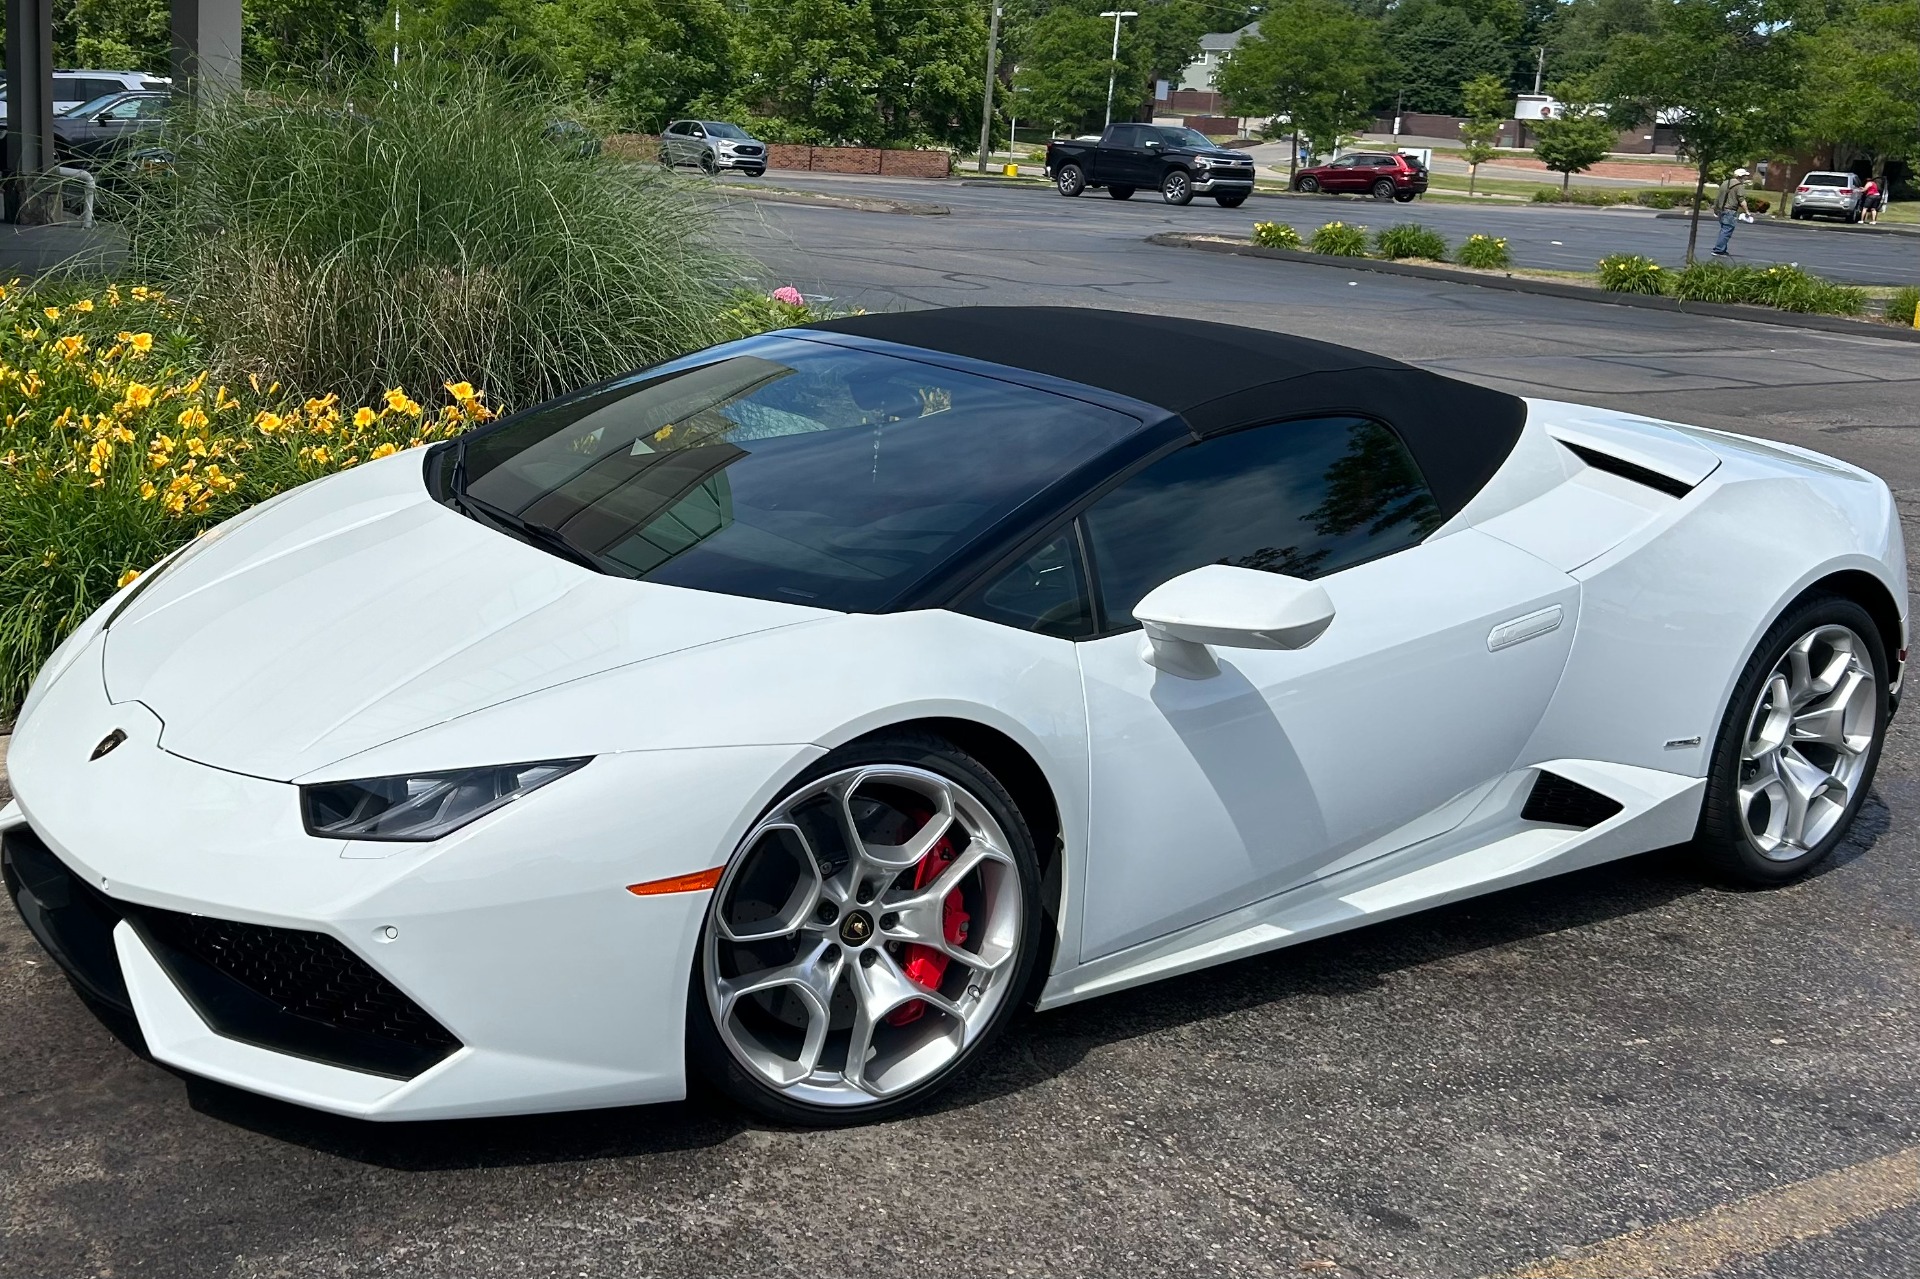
[885,818,970,1027]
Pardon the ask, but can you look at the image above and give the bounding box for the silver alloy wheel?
[1164,172,1189,203]
[1737,624,1878,859]
[702,765,1025,1107]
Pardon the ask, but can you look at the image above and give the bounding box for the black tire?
[1214,193,1247,208]
[657,150,672,168]
[1393,191,1417,203]
[1371,178,1396,201]
[1055,163,1086,197]
[700,152,717,176]
[1693,593,1889,886]
[1108,185,1135,200]
[1161,169,1193,206]
[1294,175,1319,193]
[688,730,1046,1126]
[744,168,765,178]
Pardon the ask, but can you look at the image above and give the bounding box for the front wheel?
[689,732,1044,1125]
[1371,178,1396,201]
[1693,595,1888,885]
[1214,193,1247,208]
[700,152,717,176]
[1161,169,1193,206]
[1108,185,1135,200]
[1294,175,1319,194]
[1055,164,1086,197]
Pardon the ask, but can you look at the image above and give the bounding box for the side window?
[1109,125,1138,148]
[1083,416,1442,630]
[960,529,1094,640]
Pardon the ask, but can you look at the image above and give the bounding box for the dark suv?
[1291,152,1427,202]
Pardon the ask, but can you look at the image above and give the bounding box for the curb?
[1147,233,1920,344]
[1653,210,1920,238]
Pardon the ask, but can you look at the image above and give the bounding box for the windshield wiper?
[442,447,605,573]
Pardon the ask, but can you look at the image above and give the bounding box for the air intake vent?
[1522,771,1624,828]
[1562,441,1695,499]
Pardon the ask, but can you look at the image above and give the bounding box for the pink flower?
[771,286,806,306]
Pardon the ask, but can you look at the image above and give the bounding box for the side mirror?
[1132,564,1336,679]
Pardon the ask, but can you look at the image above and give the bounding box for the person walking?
[1711,166,1753,256]
[1862,177,1881,224]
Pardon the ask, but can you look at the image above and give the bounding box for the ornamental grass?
[124,59,743,411]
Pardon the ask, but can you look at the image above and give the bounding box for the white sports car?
[4,308,1906,1125]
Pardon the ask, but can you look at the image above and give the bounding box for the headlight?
[301,758,590,842]
[1194,155,1214,166]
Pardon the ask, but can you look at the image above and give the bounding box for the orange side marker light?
[626,866,724,896]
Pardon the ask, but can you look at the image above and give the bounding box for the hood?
[102,451,828,780]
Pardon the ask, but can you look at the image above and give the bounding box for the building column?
[3,0,57,223]
[171,0,244,98]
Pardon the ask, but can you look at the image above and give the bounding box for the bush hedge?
[1373,223,1449,260]
[1596,253,1668,294]
[1667,263,1863,314]
[1887,286,1920,327]
[1309,221,1369,256]
[1252,221,1303,249]
[1455,234,1512,269]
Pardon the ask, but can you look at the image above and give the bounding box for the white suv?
[1790,172,1865,223]
[0,70,170,121]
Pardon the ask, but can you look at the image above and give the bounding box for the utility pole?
[1100,10,1138,129]
[1391,88,1403,146]
[1532,46,1545,95]
[976,3,1002,173]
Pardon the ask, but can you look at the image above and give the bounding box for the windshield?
[453,338,1141,611]
[703,122,750,139]
[61,93,123,117]
[1149,126,1215,149]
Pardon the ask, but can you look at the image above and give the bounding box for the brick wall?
[765,144,950,178]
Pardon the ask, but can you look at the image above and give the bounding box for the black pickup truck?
[1046,124,1257,207]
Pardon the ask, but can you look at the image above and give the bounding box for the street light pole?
[976,3,1002,173]
[1099,10,1138,129]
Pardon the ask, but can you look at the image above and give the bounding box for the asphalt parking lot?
[3,197,1918,1279]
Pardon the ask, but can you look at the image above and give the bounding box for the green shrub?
[126,60,743,414]
[1531,187,1632,205]
[1455,234,1512,269]
[1667,262,1865,315]
[1530,187,1562,203]
[1252,221,1303,249]
[1887,286,1920,326]
[1632,189,1693,209]
[1309,221,1369,256]
[1373,223,1449,260]
[1597,253,1667,294]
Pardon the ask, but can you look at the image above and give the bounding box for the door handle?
[1488,605,1563,652]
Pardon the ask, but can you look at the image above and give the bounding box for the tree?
[1382,0,1513,114]
[1215,0,1382,178]
[1010,8,1119,136]
[1602,0,1819,260]
[1529,77,1616,194]
[1799,0,1919,179]
[1458,72,1507,194]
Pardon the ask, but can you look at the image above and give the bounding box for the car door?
[1101,125,1146,185]
[1072,415,1579,960]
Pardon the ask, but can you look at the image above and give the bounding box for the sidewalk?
[0,221,125,278]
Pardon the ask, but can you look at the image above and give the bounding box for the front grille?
[4,826,458,1079]
[735,144,764,156]
[1522,771,1624,829]
[134,907,460,1079]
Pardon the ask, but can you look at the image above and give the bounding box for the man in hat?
[1711,167,1753,256]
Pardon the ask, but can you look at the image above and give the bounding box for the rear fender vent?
[1522,771,1625,829]
[1561,441,1695,499]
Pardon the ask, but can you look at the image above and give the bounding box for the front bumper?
[1192,169,1254,193]
[5,632,813,1119]
[715,150,766,171]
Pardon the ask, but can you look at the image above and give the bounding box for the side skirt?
[1034,759,1703,1010]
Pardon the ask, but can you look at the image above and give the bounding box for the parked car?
[6,307,1905,1126]
[0,69,168,122]
[1047,124,1255,207]
[1292,152,1429,202]
[659,120,767,176]
[1789,172,1865,223]
[52,90,170,164]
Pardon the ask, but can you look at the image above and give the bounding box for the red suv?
[1291,152,1428,202]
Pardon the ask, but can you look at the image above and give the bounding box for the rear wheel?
[1371,178,1396,201]
[1393,191,1417,203]
[1055,164,1086,197]
[1694,595,1888,886]
[1161,169,1193,206]
[1294,175,1319,193]
[690,732,1044,1125]
[1108,185,1135,200]
[1214,193,1247,208]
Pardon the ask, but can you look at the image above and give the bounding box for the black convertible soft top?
[807,306,1526,519]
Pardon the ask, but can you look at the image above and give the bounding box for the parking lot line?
[1504,1146,1920,1278]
